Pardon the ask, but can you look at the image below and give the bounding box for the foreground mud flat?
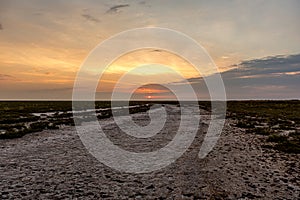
[0,105,299,199]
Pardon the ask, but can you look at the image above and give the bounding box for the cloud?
[151,49,163,53]
[224,54,300,99]
[0,74,15,81]
[0,23,3,30]
[96,84,175,100]
[135,84,172,94]
[33,87,73,92]
[106,4,130,14]
[233,54,300,77]
[177,53,300,99]
[219,54,300,87]
[81,14,100,23]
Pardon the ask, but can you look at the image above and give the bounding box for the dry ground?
[0,105,299,199]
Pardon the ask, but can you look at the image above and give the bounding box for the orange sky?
[0,0,300,99]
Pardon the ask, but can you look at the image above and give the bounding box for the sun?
[146,95,152,99]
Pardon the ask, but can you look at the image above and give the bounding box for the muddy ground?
[0,105,299,199]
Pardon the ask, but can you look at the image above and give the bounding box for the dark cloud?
[33,12,43,16]
[0,74,15,81]
[32,67,54,76]
[233,54,300,77]
[106,4,129,14]
[151,49,163,53]
[218,54,300,89]
[36,87,73,92]
[181,53,300,99]
[0,23,3,30]
[82,14,100,23]
[138,1,151,8]
[138,84,171,92]
[96,84,175,100]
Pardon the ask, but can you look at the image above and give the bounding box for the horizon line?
[0,99,299,101]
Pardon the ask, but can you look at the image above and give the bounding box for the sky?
[0,0,299,100]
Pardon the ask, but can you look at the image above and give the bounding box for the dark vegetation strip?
[0,101,157,139]
[1,100,299,154]
[199,100,300,154]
